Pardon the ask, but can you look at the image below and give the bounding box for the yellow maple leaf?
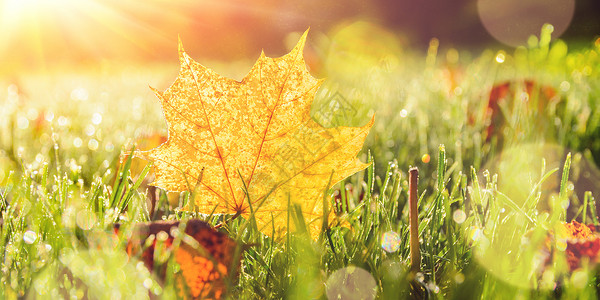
[138,30,373,238]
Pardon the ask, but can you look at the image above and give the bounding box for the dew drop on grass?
[92,113,103,125]
[381,231,401,253]
[73,138,83,148]
[58,116,68,127]
[471,228,483,241]
[427,282,440,294]
[556,239,567,251]
[136,261,147,273]
[45,112,54,122]
[23,230,37,244]
[88,139,99,151]
[495,52,505,63]
[143,278,153,289]
[453,210,466,224]
[400,109,408,118]
[17,147,24,158]
[415,272,425,283]
[85,124,96,136]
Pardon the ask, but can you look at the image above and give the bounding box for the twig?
[409,167,421,273]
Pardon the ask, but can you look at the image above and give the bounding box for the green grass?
[2,25,600,299]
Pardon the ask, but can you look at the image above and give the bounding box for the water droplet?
[143,278,153,289]
[495,52,506,63]
[400,109,408,118]
[427,282,440,294]
[415,272,425,283]
[73,138,83,148]
[556,239,567,251]
[471,228,483,241]
[453,209,466,224]
[381,231,401,253]
[57,116,69,127]
[92,113,103,125]
[88,139,99,151]
[519,92,529,102]
[560,81,570,92]
[44,111,54,122]
[85,124,95,136]
[23,231,37,244]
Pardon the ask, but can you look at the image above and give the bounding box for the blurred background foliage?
[0,0,598,75]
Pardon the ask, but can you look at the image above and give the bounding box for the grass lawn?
[2,25,600,299]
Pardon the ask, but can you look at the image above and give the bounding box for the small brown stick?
[409,167,421,273]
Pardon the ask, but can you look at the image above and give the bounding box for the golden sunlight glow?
[0,0,178,75]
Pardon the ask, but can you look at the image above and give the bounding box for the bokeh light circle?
[381,231,401,253]
[452,210,466,224]
[326,266,377,300]
[477,0,575,47]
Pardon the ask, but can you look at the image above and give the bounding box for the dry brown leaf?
[138,30,373,238]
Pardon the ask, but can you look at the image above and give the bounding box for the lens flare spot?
[454,273,465,284]
[58,116,69,127]
[88,139,99,151]
[478,0,575,47]
[23,230,37,244]
[453,209,467,224]
[556,239,567,251]
[76,210,96,230]
[421,154,430,164]
[326,266,377,300]
[495,52,506,63]
[381,231,401,253]
[92,113,103,125]
[73,137,83,148]
[570,269,588,289]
